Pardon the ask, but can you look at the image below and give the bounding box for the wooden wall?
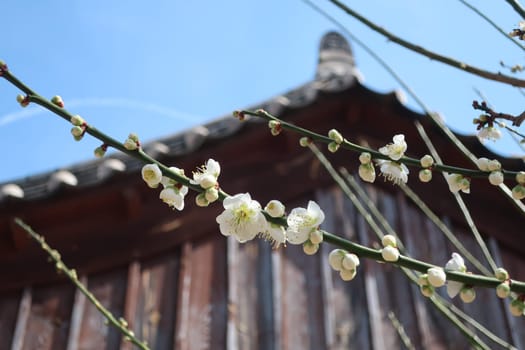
[1,184,523,350]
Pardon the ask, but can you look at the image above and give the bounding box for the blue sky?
[1,1,524,183]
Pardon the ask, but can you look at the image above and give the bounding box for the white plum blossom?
[142,164,163,188]
[445,253,466,298]
[379,134,407,161]
[261,223,286,248]
[216,193,267,243]
[381,245,400,262]
[377,160,409,185]
[286,201,325,245]
[445,173,470,194]
[328,249,360,281]
[160,186,188,211]
[477,126,501,142]
[489,171,504,186]
[476,157,490,171]
[328,249,345,271]
[191,159,221,190]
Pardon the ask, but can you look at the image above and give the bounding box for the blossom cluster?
[328,249,360,281]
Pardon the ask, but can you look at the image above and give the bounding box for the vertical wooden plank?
[174,242,193,350]
[21,283,74,350]
[66,276,87,350]
[134,252,179,350]
[256,239,276,350]
[10,287,31,350]
[226,236,239,350]
[175,236,227,349]
[0,290,22,350]
[121,261,141,350]
[77,267,128,349]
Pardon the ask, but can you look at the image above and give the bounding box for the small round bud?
[71,126,84,137]
[496,282,511,299]
[516,171,525,184]
[359,152,372,164]
[427,267,446,287]
[303,241,319,255]
[382,234,397,248]
[328,142,340,153]
[420,155,434,168]
[233,110,245,121]
[16,94,29,107]
[342,253,360,270]
[478,114,488,122]
[70,115,84,126]
[339,268,357,281]
[495,268,509,281]
[381,246,400,262]
[358,163,376,183]
[270,127,281,136]
[510,299,524,317]
[94,146,107,158]
[51,95,64,108]
[328,249,344,271]
[489,171,504,186]
[205,187,219,202]
[0,59,6,68]
[299,137,311,147]
[488,159,501,171]
[128,133,139,142]
[476,157,490,171]
[268,120,280,129]
[512,185,525,200]
[195,193,209,207]
[418,274,429,286]
[124,138,138,151]
[418,169,432,183]
[472,118,480,124]
[460,287,476,303]
[420,285,434,298]
[265,200,285,218]
[328,129,344,144]
[309,230,323,245]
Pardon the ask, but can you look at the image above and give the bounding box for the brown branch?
[327,0,525,87]
[472,100,525,127]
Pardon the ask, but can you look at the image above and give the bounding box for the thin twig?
[505,0,525,19]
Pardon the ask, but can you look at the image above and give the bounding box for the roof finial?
[316,32,357,90]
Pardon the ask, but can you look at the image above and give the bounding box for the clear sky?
[1,1,524,183]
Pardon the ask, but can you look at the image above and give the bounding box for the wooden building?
[0,32,524,349]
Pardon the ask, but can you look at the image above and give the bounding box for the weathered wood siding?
[1,184,523,350]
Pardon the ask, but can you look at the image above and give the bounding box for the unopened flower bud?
[460,287,476,303]
[477,157,490,171]
[71,126,84,137]
[358,163,376,183]
[16,94,29,107]
[427,267,446,287]
[328,249,344,271]
[495,267,509,281]
[328,129,343,144]
[268,120,282,136]
[420,285,434,298]
[420,155,434,168]
[496,282,511,299]
[510,299,524,317]
[489,171,504,186]
[512,185,525,200]
[128,133,139,142]
[124,138,138,151]
[265,200,285,218]
[299,137,311,147]
[309,230,323,244]
[418,274,429,286]
[195,193,209,207]
[205,187,219,202]
[381,245,400,262]
[382,234,397,247]
[303,241,319,255]
[359,152,372,164]
[70,115,84,126]
[328,142,340,153]
[488,159,501,171]
[516,171,525,184]
[342,253,360,270]
[419,169,432,182]
[51,95,64,108]
[339,268,357,281]
[94,146,107,158]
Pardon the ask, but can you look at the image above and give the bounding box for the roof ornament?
[316,31,358,91]
[97,158,126,180]
[0,183,24,200]
[47,170,78,192]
